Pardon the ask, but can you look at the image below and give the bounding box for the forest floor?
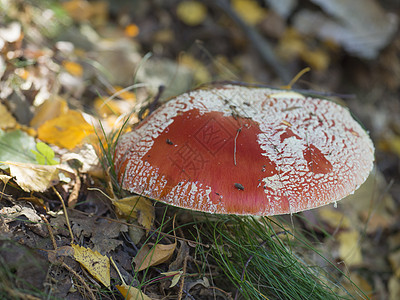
[0,0,399,299]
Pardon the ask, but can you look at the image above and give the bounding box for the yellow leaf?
[277,28,307,61]
[5,162,60,192]
[116,284,152,300]
[0,103,17,130]
[113,86,136,102]
[62,61,83,77]
[30,97,69,129]
[113,196,155,231]
[124,24,139,38]
[134,242,176,272]
[300,48,330,71]
[176,1,207,26]
[37,110,94,150]
[161,271,183,288]
[71,244,110,287]
[232,0,267,25]
[337,231,362,266]
[318,207,351,229]
[94,98,121,117]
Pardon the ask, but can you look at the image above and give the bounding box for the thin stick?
[41,215,57,250]
[52,187,74,243]
[177,255,189,300]
[62,261,96,300]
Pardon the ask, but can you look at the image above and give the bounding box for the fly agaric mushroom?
[114,84,374,216]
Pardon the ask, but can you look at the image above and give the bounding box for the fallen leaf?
[179,53,211,84]
[113,196,155,231]
[37,110,94,150]
[5,161,60,192]
[317,206,351,229]
[389,249,400,278]
[389,276,400,300]
[62,60,83,77]
[232,0,267,25]
[300,47,330,71]
[116,284,152,300]
[293,0,398,59]
[134,242,177,272]
[161,271,183,288]
[0,129,37,168]
[30,97,69,129]
[91,219,128,254]
[71,243,110,287]
[0,103,17,129]
[176,1,207,26]
[337,230,362,266]
[61,143,102,177]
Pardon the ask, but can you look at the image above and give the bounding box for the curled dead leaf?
[113,196,155,231]
[134,242,177,272]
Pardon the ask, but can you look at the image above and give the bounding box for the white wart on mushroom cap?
[114,84,374,216]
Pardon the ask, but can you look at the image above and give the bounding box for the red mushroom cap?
[114,84,374,216]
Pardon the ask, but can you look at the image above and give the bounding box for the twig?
[41,215,57,250]
[177,255,189,300]
[52,187,74,243]
[42,213,96,300]
[62,261,96,300]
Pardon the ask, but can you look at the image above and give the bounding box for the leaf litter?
[0,0,398,299]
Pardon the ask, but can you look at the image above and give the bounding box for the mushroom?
[114,84,374,216]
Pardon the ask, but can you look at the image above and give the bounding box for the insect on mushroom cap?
[114,84,374,216]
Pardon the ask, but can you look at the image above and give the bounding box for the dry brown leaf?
[116,284,152,300]
[113,196,155,231]
[72,244,110,287]
[134,242,177,272]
